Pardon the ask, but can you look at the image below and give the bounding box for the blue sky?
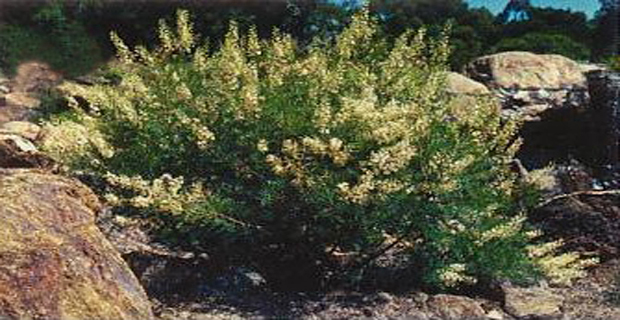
[466,0,601,18]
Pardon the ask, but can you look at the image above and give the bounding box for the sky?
[466,0,602,19]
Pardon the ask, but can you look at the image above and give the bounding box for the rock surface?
[4,92,42,109]
[465,51,588,90]
[11,61,63,93]
[532,191,620,260]
[464,52,609,169]
[0,102,37,124]
[427,294,487,319]
[445,71,491,95]
[465,51,591,121]
[444,71,499,120]
[502,285,564,319]
[0,134,55,169]
[0,169,154,320]
[586,70,620,174]
[1,121,42,141]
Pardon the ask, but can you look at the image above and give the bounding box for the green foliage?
[45,9,588,290]
[492,32,591,61]
[370,2,593,68]
[0,1,102,76]
[371,0,496,70]
[607,55,620,72]
[591,1,617,61]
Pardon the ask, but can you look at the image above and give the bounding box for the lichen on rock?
[0,169,153,320]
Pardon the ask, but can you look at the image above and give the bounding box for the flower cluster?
[40,117,114,166]
[438,263,478,288]
[104,172,208,215]
[528,241,599,286]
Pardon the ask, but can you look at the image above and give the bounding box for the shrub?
[45,9,594,290]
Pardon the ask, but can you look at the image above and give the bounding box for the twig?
[536,189,620,208]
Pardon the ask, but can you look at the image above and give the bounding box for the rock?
[465,51,587,90]
[376,291,394,304]
[502,285,564,319]
[4,92,41,109]
[427,294,486,320]
[444,72,499,119]
[12,61,63,93]
[0,135,56,169]
[0,104,36,123]
[412,291,430,305]
[0,133,37,152]
[465,52,609,170]
[486,309,505,320]
[515,105,591,169]
[464,52,590,123]
[210,267,267,294]
[532,191,620,260]
[585,70,620,174]
[0,133,54,170]
[445,72,491,95]
[0,169,154,320]
[1,121,41,141]
[526,161,594,198]
[553,161,595,193]
[579,63,607,74]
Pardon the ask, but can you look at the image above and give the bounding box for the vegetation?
[41,9,596,291]
[608,55,620,72]
[0,0,102,76]
[0,0,612,76]
[491,32,590,61]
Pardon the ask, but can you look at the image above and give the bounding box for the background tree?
[496,7,592,60]
[492,32,591,61]
[592,0,618,60]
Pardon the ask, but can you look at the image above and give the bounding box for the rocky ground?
[2,55,620,319]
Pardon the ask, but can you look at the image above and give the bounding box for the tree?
[492,32,591,61]
[592,0,618,60]
[369,0,497,70]
[498,0,532,23]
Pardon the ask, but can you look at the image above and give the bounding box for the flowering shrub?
[44,9,595,290]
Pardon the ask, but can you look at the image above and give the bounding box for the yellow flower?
[257,139,269,153]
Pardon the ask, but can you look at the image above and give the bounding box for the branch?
[536,189,620,208]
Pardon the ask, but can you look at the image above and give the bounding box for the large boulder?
[464,51,592,121]
[0,169,153,320]
[465,51,588,90]
[465,52,606,169]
